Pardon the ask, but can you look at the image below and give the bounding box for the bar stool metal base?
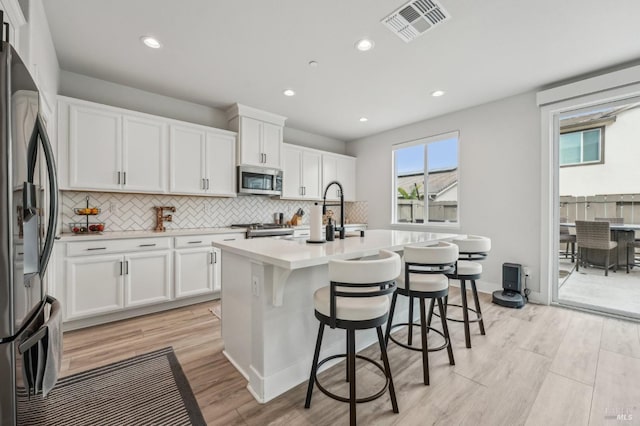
[313,353,391,404]
[387,322,450,353]
[436,278,486,348]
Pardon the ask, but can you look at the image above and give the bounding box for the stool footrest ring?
[388,322,450,353]
[432,303,483,323]
[314,353,389,404]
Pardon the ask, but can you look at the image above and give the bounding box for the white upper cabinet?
[123,116,167,193]
[169,125,236,196]
[281,144,322,200]
[169,125,206,194]
[322,153,357,202]
[68,104,122,191]
[58,96,235,196]
[206,131,236,196]
[227,103,286,169]
[61,98,168,193]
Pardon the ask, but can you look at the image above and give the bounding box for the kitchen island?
[213,229,460,403]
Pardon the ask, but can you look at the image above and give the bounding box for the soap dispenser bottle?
[325,217,335,241]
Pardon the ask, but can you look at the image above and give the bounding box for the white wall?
[560,107,640,196]
[348,91,542,293]
[60,70,347,154]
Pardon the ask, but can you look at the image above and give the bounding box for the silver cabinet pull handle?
[139,243,156,247]
[223,238,235,241]
[202,178,206,190]
[206,179,210,190]
[125,260,129,275]
[188,241,203,244]
[120,261,123,275]
[123,171,127,185]
[213,251,217,263]
[209,252,214,264]
[117,171,121,184]
[87,247,107,251]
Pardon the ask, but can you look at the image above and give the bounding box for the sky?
[396,136,458,174]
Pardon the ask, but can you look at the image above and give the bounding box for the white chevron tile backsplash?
[61,192,368,232]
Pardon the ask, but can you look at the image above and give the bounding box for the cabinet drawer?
[174,232,245,248]
[66,237,171,257]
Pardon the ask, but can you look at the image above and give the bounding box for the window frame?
[391,130,460,229]
[559,126,605,167]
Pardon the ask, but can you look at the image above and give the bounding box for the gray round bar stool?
[439,235,491,349]
[384,241,458,386]
[304,250,401,426]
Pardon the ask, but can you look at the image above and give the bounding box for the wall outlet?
[252,276,260,297]
[109,202,118,214]
[523,266,531,277]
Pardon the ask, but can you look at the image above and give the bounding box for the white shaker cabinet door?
[238,117,263,166]
[65,255,124,320]
[169,125,207,194]
[68,105,122,191]
[124,251,172,307]
[301,150,322,199]
[282,145,302,198]
[174,247,215,298]
[122,116,168,193]
[206,132,236,196]
[261,121,282,169]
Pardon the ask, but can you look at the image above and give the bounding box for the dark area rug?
[17,347,205,426]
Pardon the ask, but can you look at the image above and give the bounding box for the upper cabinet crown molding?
[0,0,27,27]
[226,103,287,127]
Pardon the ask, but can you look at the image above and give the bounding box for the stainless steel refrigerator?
[0,32,59,425]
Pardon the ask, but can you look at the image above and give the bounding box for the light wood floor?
[60,289,640,426]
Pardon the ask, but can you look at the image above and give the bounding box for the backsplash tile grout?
[61,191,368,232]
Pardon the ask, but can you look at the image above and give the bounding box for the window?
[559,127,603,166]
[392,132,459,225]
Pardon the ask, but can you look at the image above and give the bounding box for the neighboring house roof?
[397,168,457,199]
[560,103,640,133]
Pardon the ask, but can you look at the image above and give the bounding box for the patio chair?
[559,217,575,263]
[575,220,618,276]
[594,217,624,224]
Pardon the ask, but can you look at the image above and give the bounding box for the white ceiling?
[43,0,640,141]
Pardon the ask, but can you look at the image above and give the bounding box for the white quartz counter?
[212,229,460,270]
[57,227,243,242]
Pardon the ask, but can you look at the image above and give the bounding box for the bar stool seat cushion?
[453,235,491,254]
[314,286,390,321]
[452,260,482,277]
[396,270,449,292]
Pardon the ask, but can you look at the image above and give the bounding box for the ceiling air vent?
[382,0,451,43]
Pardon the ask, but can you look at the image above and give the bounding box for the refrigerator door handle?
[27,114,59,276]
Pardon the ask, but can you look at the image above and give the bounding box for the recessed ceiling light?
[283,89,296,97]
[141,36,162,49]
[308,60,319,67]
[355,38,374,52]
[359,117,368,122]
[431,90,445,97]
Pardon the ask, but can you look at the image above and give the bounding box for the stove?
[231,223,294,239]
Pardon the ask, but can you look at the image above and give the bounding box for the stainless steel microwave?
[237,166,282,196]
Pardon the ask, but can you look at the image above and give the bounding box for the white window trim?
[538,77,640,306]
[390,130,460,229]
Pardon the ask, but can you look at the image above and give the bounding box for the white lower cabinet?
[62,234,237,325]
[125,251,172,307]
[65,250,172,320]
[174,247,221,298]
[66,254,125,319]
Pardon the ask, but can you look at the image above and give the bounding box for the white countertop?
[213,229,461,270]
[57,227,243,242]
